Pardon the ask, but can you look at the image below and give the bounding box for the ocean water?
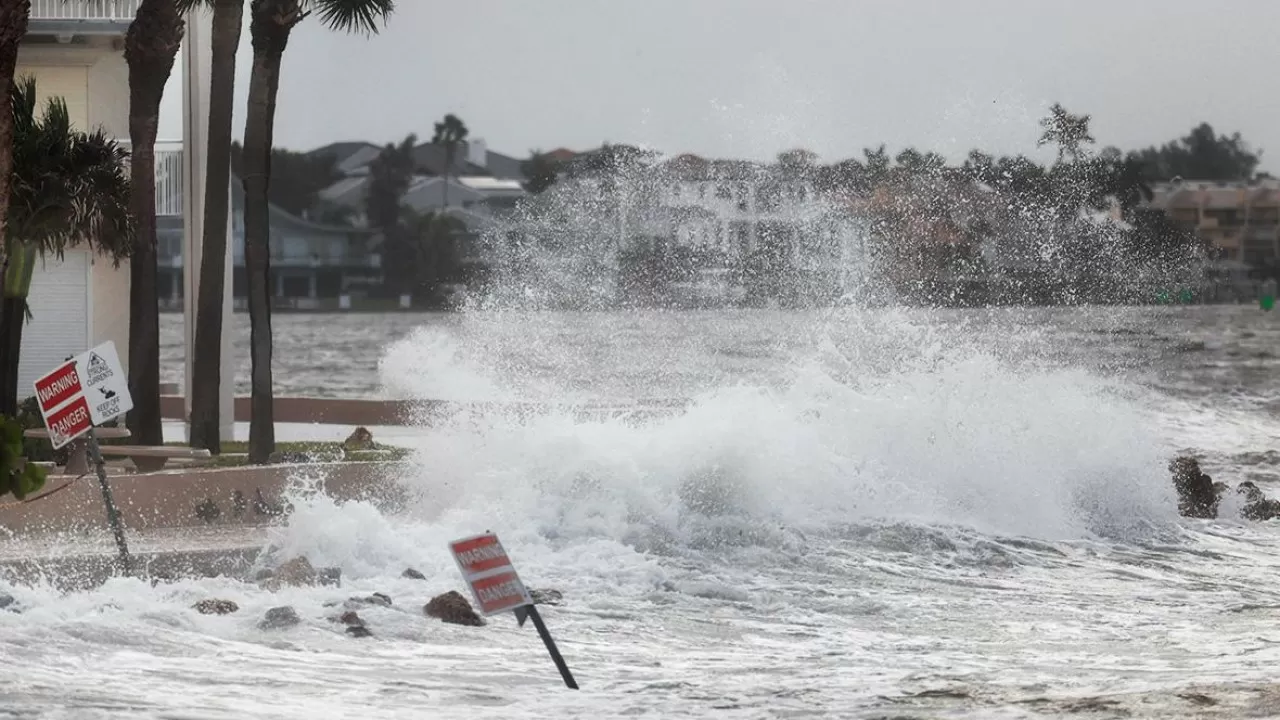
[8,305,1280,718]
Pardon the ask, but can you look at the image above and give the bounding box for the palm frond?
[306,0,393,34]
[6,76,135,263]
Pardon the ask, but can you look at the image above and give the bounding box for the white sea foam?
[8,307,1280,718]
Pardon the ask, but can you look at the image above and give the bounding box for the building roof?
[544,148,579,163]
[1149,179,1280,210]
[307,141,381,165]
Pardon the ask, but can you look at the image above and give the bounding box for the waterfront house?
[156,168,380,310]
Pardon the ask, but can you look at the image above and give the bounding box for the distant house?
[312,138,531,227]
[1146,179,1280,266]
[157,175,379,310]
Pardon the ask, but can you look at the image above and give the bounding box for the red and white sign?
[44,395,92,449]
[31,341,133,449]
[34,361,82,417]
[449,533,533,616]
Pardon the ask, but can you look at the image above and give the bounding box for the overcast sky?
[158,0,1280,170]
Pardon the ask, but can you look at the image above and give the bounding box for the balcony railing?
[30,0,140,21]
[154,143,183,217]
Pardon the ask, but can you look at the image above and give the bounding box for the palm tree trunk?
[189,0,243,454]
[124,0,184,447]
[0,243,33,417]
[0,0,30,288]
[0,296,23,418]
[242,0,302,464]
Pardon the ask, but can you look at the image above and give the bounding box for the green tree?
[521,150,560,195]
[241,0,394,464]
[431,113,468,208]
[1,78,134,416]
[1,414,45,500]
[1128,123,1262,182]
[365,133,416,295]
[229,141,344,216]
[188,0,245,454]
[1038,103,1095,163]
[0,0,30,282]
[124,0,185,448]
[411,210,467,304]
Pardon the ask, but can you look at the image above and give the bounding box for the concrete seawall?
[159,395,689,426]
[0,461,409,536]
[0,462,411,590]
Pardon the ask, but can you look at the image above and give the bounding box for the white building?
[16,1,141,392]
[17,1,231,440]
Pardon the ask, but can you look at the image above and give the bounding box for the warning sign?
[44,395,92,449]
[33,361,81,417]
[74,342,131,426]
[449,533,533,616]
[31,341,132,447]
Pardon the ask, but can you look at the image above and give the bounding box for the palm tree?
[1037,103,1095,164]
[0,0,31,284]
[431,113,467,209]
[186,0,244,454]
[241,0,394,464]
[1,77,134,416]
[124,0,186,447]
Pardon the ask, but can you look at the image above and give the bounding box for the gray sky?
[159,0,1280,170]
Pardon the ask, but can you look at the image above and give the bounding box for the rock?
[346,625,374,638]
[193,599,239,615]
[339,610,363,626]
[317,567,342,587]
[530,589,563,606]
[253,568,276,582]
[0,594,15,611]
[1170,456,1218,518]
[343,427,375,452]
[259,606,301,630]
[272,557,318,587]
[253,488,286,517]
[1238,481,1266,504]
[342,593,392,608]
[402,568,426,580]
[424,591,485,627]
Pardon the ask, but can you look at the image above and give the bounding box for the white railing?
[29,0,140,21]
[154,143,183,216]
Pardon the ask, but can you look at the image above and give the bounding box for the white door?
[17,251,90,397]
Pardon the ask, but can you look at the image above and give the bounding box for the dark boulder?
[346,625,374,638]
[1171,456,1218,518]
[424,591,484,627]
[402,568,427,581]
[317,567,343,587]
[259,606,301,630]
[343,427,376,452]
[193,599,239,615]
[260,557,319,590]
[0,594,15,611]
[1238,482,1280,520]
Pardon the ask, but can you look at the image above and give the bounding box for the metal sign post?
[450,532,580,690]
[34,344,134,576]
[85,427,130,575]
[522,605,578,689]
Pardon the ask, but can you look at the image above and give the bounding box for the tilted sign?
[32,341,133,449]
[449,532,534,616]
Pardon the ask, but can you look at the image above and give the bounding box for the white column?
[181,5,235,443]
